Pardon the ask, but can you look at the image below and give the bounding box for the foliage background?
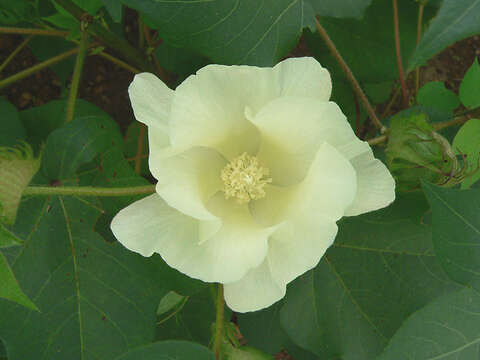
[0,0,479,359]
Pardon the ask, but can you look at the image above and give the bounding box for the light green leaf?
[459,58,480,109]
[422,182,480,290]
[417,81,460,113]
[378,288,480,360]
[280,193,459,359]
[0,252,38,311]
[114,340,215,360]
[157,291,185,316]
[408,0,480,70]
[0,224,21,248]
[452,118,480,188]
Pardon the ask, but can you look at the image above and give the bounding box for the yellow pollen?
[221,152,272,204]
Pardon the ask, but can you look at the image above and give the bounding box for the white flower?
[111,57,395,313]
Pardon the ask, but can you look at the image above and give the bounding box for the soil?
[0,21,479,360]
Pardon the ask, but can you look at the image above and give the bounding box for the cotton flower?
[111,57,395,313]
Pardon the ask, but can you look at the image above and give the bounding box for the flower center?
[221,152,272,204]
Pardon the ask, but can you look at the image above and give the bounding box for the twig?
[95,51,140,74]
[0,48,79,90]
[314,17,385,132]
[415,1,426,95]
[0,27,68,37]
[393,0,408,107]
[213,284,224,360]
[65,30,88,123]
[0,35,33,73]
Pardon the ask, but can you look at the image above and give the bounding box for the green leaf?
[20,99,110,152]
[408,0,480,70]
[113,340,215,360]
[417,81,460,113]
[422,182,480,290]
[378,288,480,360]
[0,0,36,25]
[452,118,480,188]
[0,115,203,359]
[0,224,21,248]
[101,0,123,22]
[280,193,460,359]
[41,115,123,181]
[120,0,315,66]
[309,0,373,18]
[0,98,26,147]
[459,58,480,109]
[237,301,317,359]
[307,0,427,83]
[157,291,185,316]
[0,252,38,311]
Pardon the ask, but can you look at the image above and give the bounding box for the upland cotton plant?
[111,57,395,312]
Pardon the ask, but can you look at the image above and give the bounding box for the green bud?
[0,143,40,225]
[386,113,460,191]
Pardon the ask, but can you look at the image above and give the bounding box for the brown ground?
[0,23,478,360]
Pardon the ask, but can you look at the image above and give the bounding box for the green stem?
[213,284,224,360]
[54,0,154,72]
[0,48,79,90]
[0,35,33,73]
[392,0,408,108]
[23,184,156,197]
[415,1,425,95]
[314,17,385,133]
[0,26,68,37]
[65,30,88,123]
[96,51,140,74]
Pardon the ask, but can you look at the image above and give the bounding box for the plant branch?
[393,0,408,107]
[0,27,68,37]
[65,30,88,123]
[0,48,79,90]
[314,17,385,132]
[213,284,224,360]
[0,35,33,73]
[54,0,154,72]
[95,51,140,74]
[23,184,156,197]
[415,1,426,95]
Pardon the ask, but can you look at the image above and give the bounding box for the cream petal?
[273,57,331,101]
[128,73,173,133]
[338,141,396,216]
[251,142,357,226]
[154,147,227,221]
[249,97,356,185]
[267,217,338,286]
[168,58,332,160]
[169,65,269,159]
[224,259,285,313]
[111,194,275,284]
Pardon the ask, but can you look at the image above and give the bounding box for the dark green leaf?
[0,98,26,147]
[422,182,480,290]
[101,0,123,22]
[237,301,317,359]
[309,0,373,18]
[121,0,316,66]
[308,0,428,83]
[378,288,480,360]
[0,252,38,311]
[408,0,480,70]
[0,0,36,25]
[280,193,459,359]
[459,58,480,109]
[114,340,215,360]
[417,81,460,113]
